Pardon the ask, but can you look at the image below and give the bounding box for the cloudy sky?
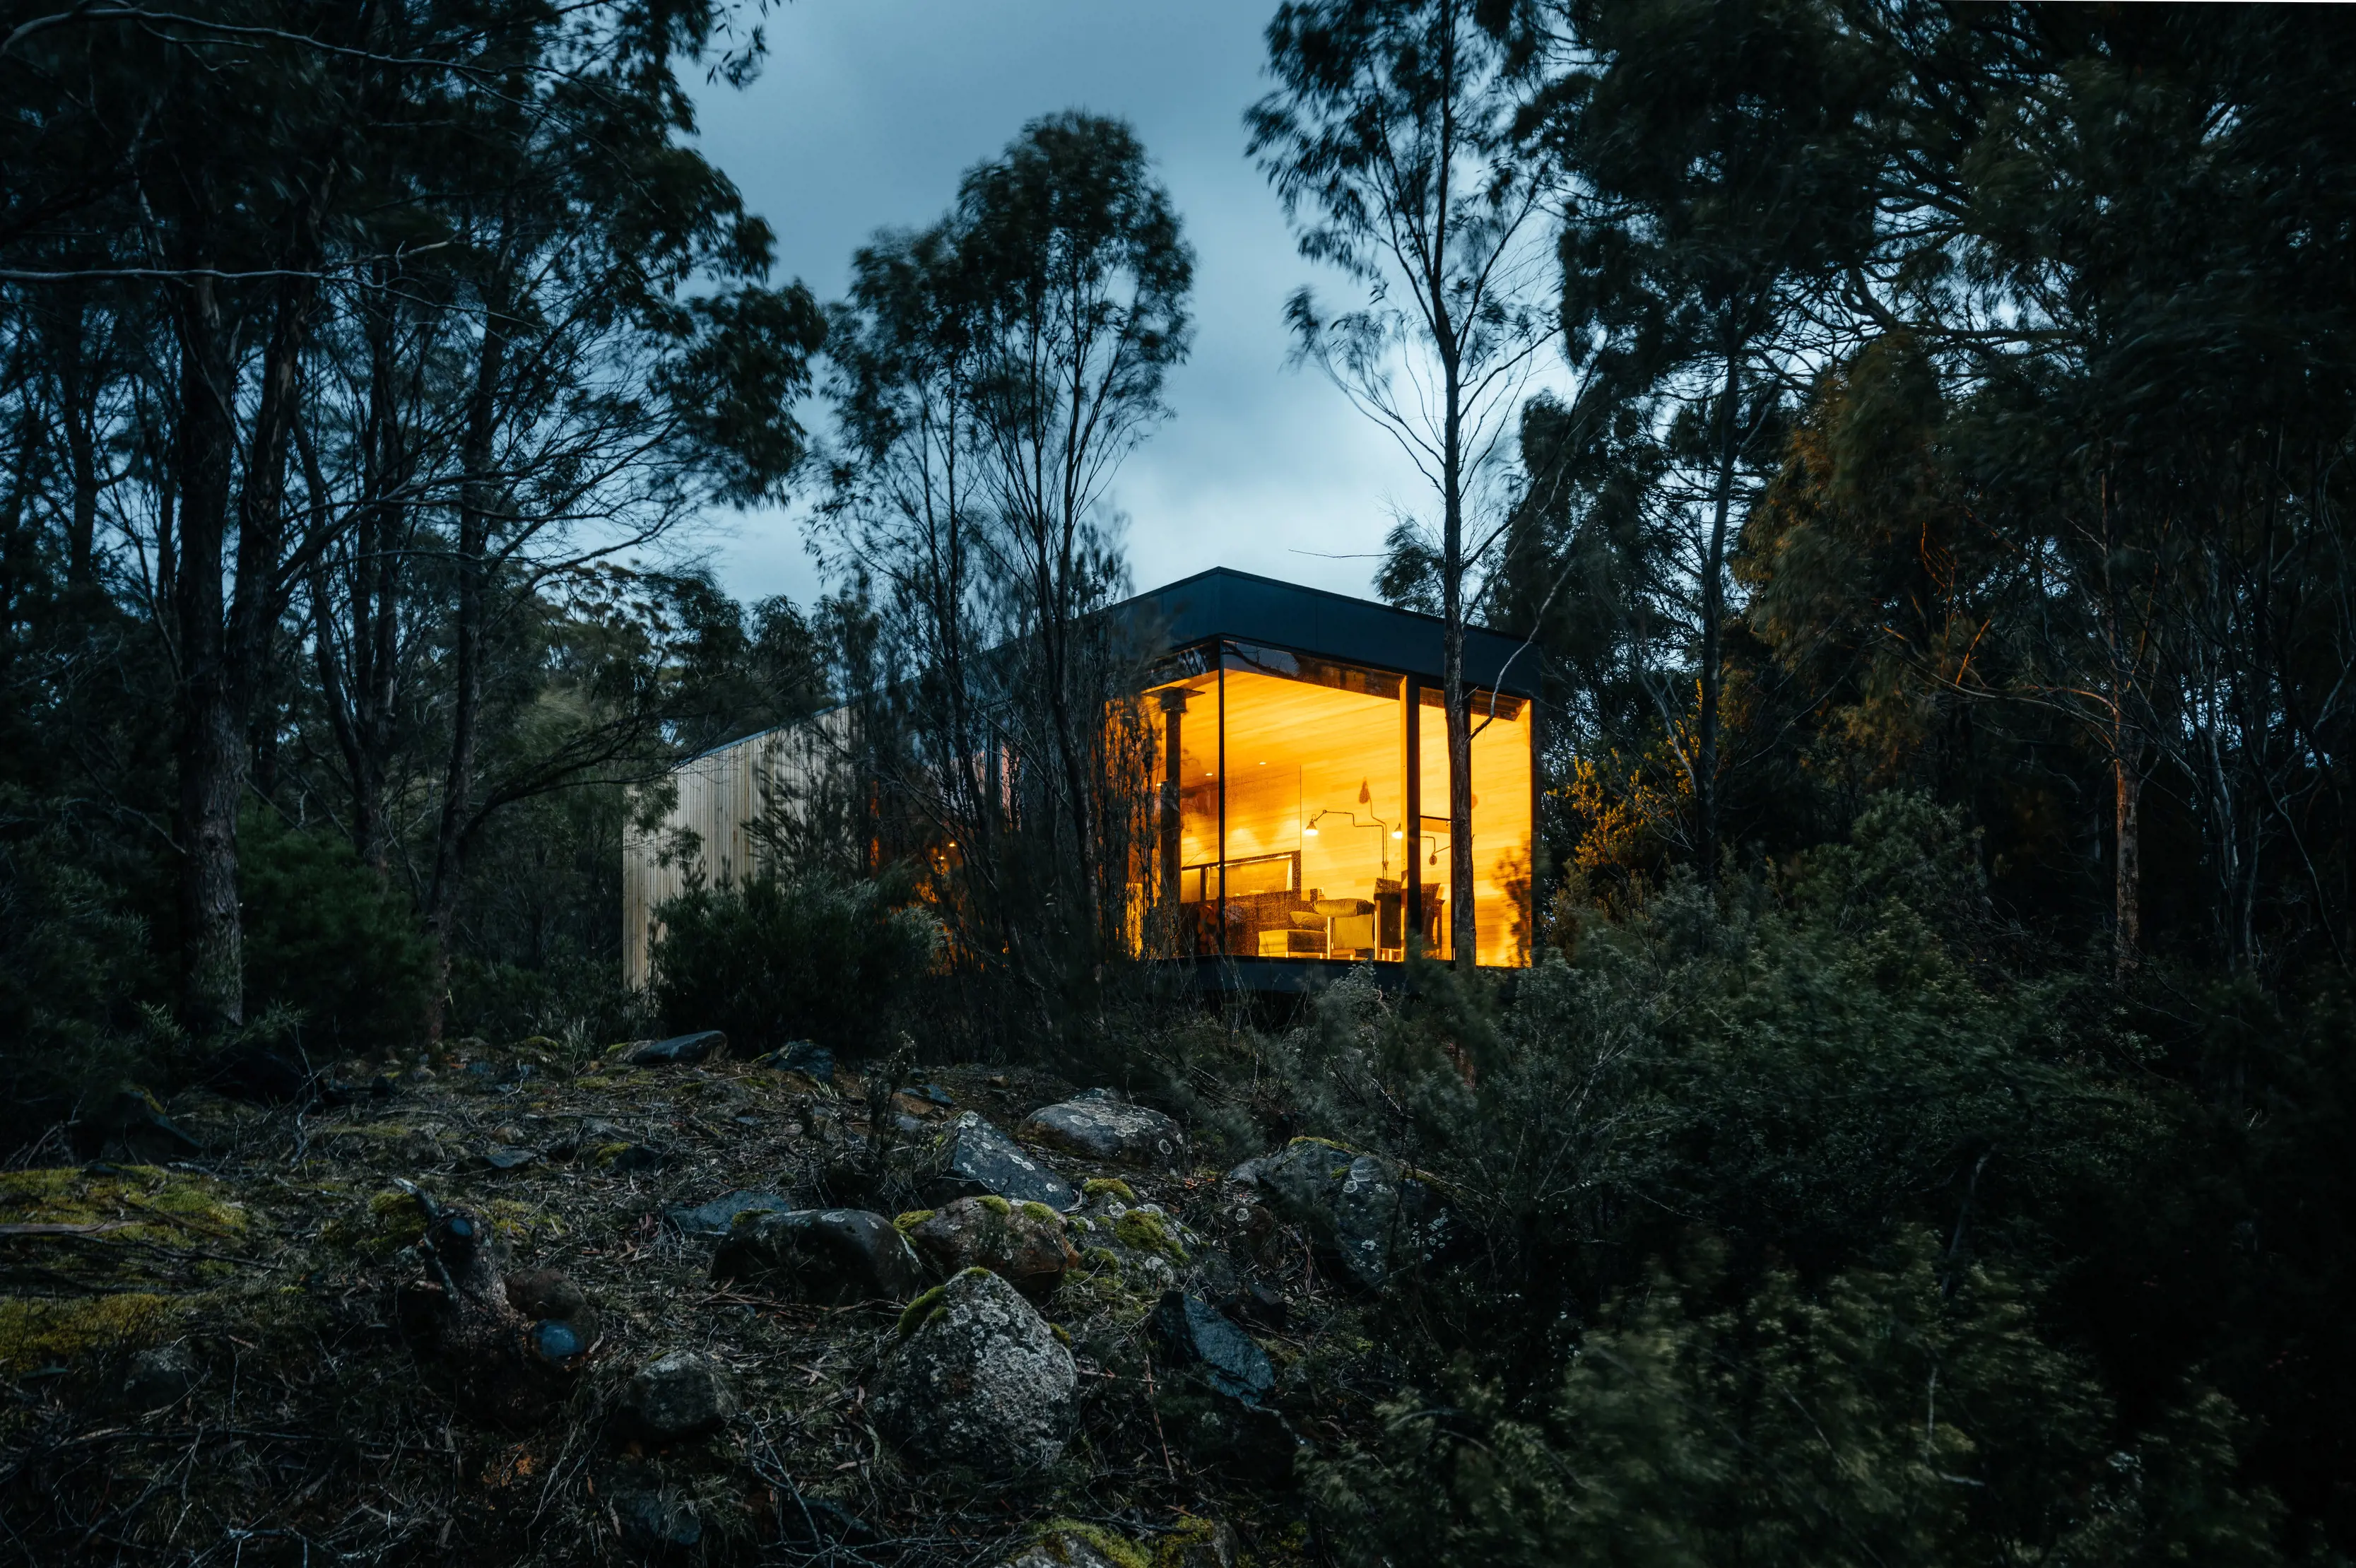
[685,0,1435,609]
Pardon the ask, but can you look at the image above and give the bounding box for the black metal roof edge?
[1105,565,1541,697]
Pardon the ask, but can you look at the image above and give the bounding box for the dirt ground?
[0,1038,1366,1566]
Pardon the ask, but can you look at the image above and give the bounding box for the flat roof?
[1107,567,1540,697]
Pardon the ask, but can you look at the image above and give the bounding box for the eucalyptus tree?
[1,0,819,1032]
[1540,0,1885,883]
[1251,0,1557,969]
[825,112,1191,995]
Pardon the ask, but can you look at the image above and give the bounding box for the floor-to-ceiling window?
[1135,639,1531,967]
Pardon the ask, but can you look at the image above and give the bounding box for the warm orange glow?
[1131,641,1532,968]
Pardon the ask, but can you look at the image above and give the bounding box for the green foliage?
[0,791,164,1142]
[1314,1235,2283,1568]
[649,867,937,1056]
[238,812,432,1057]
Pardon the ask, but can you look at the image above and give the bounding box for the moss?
[484,1200,564,1244]
[1032,1521,1150,1568]
[955,1265,995,1282]
[1081,1178,1136,1206]
[895,1285,948,1340]
[893,1209,936,1233]
[977,1194,1013,1217]
[1050,1323,1073,1345]
[1018,1201,1060,1225]
[572,1075,615,1092]
[1153,1516,1227,1568]
[0,1292,184,1372]
[1082,1246,1123,1274]
[1113,1208,1189,1266]
[0,1166,250,1249]
[591,1142,633,1167]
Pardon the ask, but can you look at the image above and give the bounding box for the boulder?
[625,1030,726,1067]
[1062,1181,1196,1296]
[926,1112,1077,1211]
[612,1487,703,1552]
[1152,1291,1273,1405]
[1020,1091,1186,1171]
[594,1140,668,1174]
[751,1039,834,1080]
[710,1208,926,1303]
[873,1268,1077,1476]
[902,1197,1079,1300]
[1235,1138,1435,1290]
[1146,1290,1297,1478]
[665,1190,796,1239]
[620,1350,735,1442]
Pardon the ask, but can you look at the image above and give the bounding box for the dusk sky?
[685,0,1435,610]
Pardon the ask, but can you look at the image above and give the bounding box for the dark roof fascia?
[1104,567,1541,699]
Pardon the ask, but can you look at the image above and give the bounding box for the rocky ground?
[0,1033,1425,1566]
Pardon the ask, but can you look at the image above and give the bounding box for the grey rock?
[478,1143,536,1170]
[903,1196,1078,1300]
[665,1190,796,1238]
[613,1487,703,1551]
[620,1350,735,1442]
[1020,1095,1186,1170]
[121,1343,196,1408]
[1151,1291,1274,1406]
[926,1112,1077,1211]
[753,1039,834,1080]
[626,1030,726,1066]
[1003,1525,1145,1568]
[1244,1139,1436,1291]
[709,1208,926,1302]
[873,1268,1077,1476]
[598,1141,668,1174]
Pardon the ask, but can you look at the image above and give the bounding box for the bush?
[238,810,434,1058]
[649,867,938,1056]
[0,794,162,1150]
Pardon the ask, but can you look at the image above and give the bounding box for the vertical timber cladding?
[620,707,855,986]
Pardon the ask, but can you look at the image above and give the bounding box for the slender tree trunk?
[171,266,245,1031]
[2114,741,2141,978]
[1444,392,1476,972]
[423,299,510,1042]
[1697,344,1741,886]
[56,295,100,591]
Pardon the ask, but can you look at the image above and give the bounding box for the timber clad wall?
[621,707,854,986]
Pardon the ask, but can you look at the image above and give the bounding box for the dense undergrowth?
[2,795,2351,1566]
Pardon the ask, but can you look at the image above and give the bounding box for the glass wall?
[1416,687,1534,967]
[1133,639,1532,967]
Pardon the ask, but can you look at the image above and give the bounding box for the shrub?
[238,810,433,1057]
[648,866,937,1056]
[0,794,161,1150]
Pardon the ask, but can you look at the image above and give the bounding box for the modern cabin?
[622,567,1539,989]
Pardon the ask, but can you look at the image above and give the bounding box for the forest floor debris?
[0,1040,1362,1564]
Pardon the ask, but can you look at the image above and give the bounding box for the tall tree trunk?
[423,300,510,1042]
[171,266,245,1031]
[1697,345,1741,886]
[2114,739,2141,978]
[55,293,100,591]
